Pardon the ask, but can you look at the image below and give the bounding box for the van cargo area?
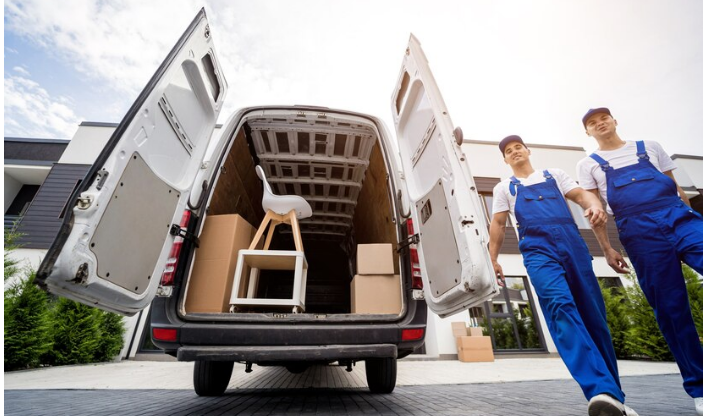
[182,109,404,318]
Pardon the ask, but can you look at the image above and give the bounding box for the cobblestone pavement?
[4,375,694,416]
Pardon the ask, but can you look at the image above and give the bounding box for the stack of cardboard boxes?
[350,244,402,314]
[451,322,494,362]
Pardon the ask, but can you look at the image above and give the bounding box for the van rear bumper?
[177,344,397,362]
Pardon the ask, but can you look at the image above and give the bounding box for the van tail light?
[152,328,177,342]
[402,328,424,341]
[160,210,192,286]
[406,219,423,290]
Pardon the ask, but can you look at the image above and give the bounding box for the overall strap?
[509,176,522,197]
[542,170,554,180]
[589,153,612,172]
[636,140,649,160]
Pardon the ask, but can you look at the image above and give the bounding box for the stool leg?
[249,211,273,250]
[289,210,304,252]
[263,219,279,250]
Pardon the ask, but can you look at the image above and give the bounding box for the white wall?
[671,157,703,191]
[59,125,115,165]
[462,140,589,181]
[4,173,22,213]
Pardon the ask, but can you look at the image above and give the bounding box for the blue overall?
[511,171,624,402]
[590,141,703,398]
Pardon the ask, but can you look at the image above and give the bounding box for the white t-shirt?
[576,140,677,214]
[492,168,580,218]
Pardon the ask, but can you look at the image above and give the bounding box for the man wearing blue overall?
[490,135,637,416]
[577,108,703,416]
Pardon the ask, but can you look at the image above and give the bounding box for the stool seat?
[257,166,313,219]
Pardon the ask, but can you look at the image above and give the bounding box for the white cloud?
[5,0,204,95]
[3,0,702,155]
[13,66,30,76]
[4,75,82,139]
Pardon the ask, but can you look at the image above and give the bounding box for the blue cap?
[582,107,612,127]
[499,135,525,154]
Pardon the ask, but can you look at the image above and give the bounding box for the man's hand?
[493,261,506,287]
[584,206,607,228]
[604,248,630,274]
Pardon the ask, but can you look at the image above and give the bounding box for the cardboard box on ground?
[350,243,401,314]
[185,214,257,313]
[451,321,494,362]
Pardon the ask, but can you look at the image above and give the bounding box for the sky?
[3,0,703,157]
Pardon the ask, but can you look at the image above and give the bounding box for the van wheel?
[193,360,234,396]
[285,362,309,374]
[365,357,397,394]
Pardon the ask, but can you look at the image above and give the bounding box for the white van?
[37,9,498,396]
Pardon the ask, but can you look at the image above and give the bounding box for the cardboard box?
[451,322,468,338]
[185,214,255,313]
[456,336,494,362]
[350,274,401,314]
[468,327,484,337]
[356,244,395,275]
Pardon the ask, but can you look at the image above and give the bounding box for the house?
[5,125,702,360]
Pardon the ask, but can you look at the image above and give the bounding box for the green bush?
[4,229,126,371]
[4,272,54,371]
[684,265,703,340]
[599,282,632,359]
[94,311,127,362]
[600,264,703,362]
[480,307,541,350]
[4,227,21,282]
[43,297,103,365]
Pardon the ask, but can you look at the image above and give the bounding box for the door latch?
[397,233,420,252]
[170,224,200,248]
[95,169,109,190]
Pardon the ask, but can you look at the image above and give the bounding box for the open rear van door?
[391,34,498,318]
[36,9,227,315]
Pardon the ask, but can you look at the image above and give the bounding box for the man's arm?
[580,189,630,273]
[564,187,607,228]
[663,170,691,207]
[489,211,509,285]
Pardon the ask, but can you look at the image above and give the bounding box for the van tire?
[365,357,397,394]
[193,360,234,396]
[285,362,309,374]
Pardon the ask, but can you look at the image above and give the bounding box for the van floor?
[256,238,351,314]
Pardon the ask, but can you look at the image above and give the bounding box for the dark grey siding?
[16,164,91,249]
[4,138,69,162]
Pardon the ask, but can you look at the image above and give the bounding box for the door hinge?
[69,262,89,284]
[170,224,200,248]
[397,233,420,252]
[76,195,93,210]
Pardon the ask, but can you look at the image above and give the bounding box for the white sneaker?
[588,394,625,416]
[624,404,639,416]
[696,397,703,416]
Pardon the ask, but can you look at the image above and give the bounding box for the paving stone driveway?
[4,375,694,416]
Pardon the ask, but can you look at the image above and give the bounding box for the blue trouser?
[616,201,704,398]
[521,224,624,402]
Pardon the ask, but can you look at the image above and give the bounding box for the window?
[567,201,592,229]
[479,193,512,226]
[201,53,221,102]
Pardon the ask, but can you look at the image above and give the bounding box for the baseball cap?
[582,107,612,127]
[499,135,526,154]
